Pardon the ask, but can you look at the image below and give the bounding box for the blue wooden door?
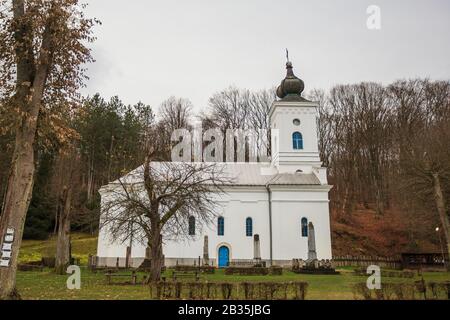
[218,246,229,268]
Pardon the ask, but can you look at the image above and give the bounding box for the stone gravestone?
[307,222,317,261]
[138,247,152,271]
[203,235,209,265]
[253,234,261,266]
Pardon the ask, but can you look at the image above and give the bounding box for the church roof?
[103,162,322,190]
[217,163,321,186]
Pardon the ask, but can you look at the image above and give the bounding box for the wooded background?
[1,80,449,256]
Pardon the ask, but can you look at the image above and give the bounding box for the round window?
[293,119,301,126]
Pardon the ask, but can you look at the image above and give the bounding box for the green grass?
[16,234,450,300]
[19,233,98,265]
[15,267,450,300]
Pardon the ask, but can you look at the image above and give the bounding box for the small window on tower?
[293,119,301,126]
[292,132,303,150]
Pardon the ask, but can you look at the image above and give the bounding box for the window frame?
[293,132,303,150]
[301,217,308,237]
[246,217,253,237]
[218,216,225,236]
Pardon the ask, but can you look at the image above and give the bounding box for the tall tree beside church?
[0,0,96,299]
[101,148,233,282]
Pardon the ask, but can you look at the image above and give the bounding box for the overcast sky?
[81,0,450,111]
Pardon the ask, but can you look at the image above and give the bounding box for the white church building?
[96,61,333,268]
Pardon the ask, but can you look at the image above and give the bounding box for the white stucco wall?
[270,187,332,261]
[96,185,332,267]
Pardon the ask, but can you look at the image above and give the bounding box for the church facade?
[96,61,333,268]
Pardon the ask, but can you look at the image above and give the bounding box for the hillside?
[331,205,440,257]
[19,233,98,265]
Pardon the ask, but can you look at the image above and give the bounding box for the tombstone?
[253,234,261,266]
[292,259,300,270]
[299,259,305,268]
[203,235,209,265]
[307,222,317,261]
[313,259,319,268]
[125,246,131,269]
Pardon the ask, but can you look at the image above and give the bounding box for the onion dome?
[276,61,307,101]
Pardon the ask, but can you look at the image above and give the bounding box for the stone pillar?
[253,234,261,266]
[203,235,209,265]
[307,222,317,260]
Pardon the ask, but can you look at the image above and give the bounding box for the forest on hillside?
[0,80,449,256]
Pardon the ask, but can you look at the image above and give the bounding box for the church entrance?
[218,246,229,268]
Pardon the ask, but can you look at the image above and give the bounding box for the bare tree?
[155,97,193,160]
[204,86,250,131]
[396,80,450,267]
[53,148,81,274]
[100,149,233,281]
[201,87,275,162]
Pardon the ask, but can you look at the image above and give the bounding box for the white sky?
[81,0,450,111]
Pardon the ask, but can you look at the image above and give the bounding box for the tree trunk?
[375,185,384,216]
[149,229,164,282]
[55,186,72,275]
[0,0,55,298]
[53,192,60,235]
[0,124,37,300]
[432,173,450,270]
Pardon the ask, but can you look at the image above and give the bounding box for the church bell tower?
[269,59,325,180]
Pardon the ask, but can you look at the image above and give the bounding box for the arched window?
[246,217,253,237]
[218,216,224,236]
[301,218,308,237]
[188,216,195,236]
[293,132,303,150]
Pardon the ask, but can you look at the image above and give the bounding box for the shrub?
[224,266,269,276]
[352,281,449,300]
[269,265,283,275]
[149,281,308,300]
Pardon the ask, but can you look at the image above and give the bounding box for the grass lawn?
[16,267,450,300]
[16,234,450,300]
[19,233,98,265]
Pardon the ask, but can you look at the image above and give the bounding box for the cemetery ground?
[16,233,450,300]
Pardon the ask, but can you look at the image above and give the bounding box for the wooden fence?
[332,255,402,269]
